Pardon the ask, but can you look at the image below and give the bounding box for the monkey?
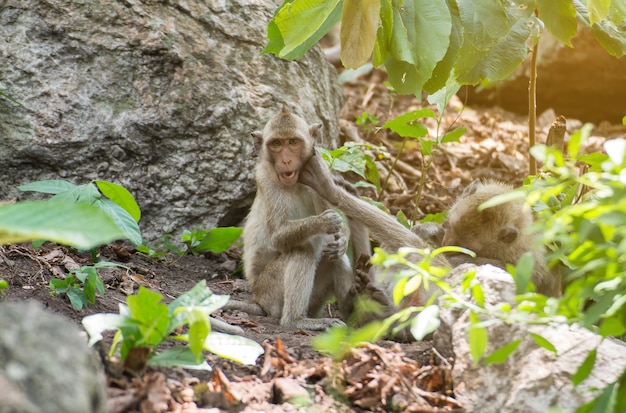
[436,179,562,297]
[241,106,368,330]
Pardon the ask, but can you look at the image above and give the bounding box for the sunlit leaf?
[196,227,243,253]
[204,332,264,365]
[530,332,557,354]
[341,0,380,68]
[537,0,578,46]
[95,180,141,222]
[18,179,77,195]
[410,305,440,340]
[148,347,212,370]
[95,198,142,246]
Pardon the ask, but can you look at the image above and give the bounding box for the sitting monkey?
[241,106,369,330]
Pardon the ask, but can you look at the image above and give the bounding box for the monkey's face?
[267,137,306,186]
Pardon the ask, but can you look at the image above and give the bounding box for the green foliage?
[181,227,243,255]
[319,142,382,191]
[50,262,127,310]
[0,279,8,294]
[82,280,263,370]
[19,179,142,246]
[381,85,466,222]
[0,200,127,250]
[264,0,626,97]
[138,227,243,258]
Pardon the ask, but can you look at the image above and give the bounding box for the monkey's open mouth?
[279,170,299,185]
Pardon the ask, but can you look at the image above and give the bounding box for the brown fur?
[441,180,561,297]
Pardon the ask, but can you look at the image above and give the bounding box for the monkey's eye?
[288,138,300,146]
[269,140,282,148]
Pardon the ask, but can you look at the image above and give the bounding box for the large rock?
[465,27,626,124]
[0,301,107,413]
[435,265,626,413]
[0,0,343,241]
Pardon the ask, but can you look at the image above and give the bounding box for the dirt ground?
[1,65,623,412]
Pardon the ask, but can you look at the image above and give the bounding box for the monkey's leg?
[308,254,353,319]
[250,258,285,320]
[281,248,345,330]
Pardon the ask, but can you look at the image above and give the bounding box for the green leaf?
[187,309,211,359]
[471,283,485,307]
[168,280,230,332]
[382,109,435,138]
[127,287,170,346]
[440,127,467,144]
[82,312,126,346]
[270,0,342,59]
[485,339,522,365]
[479,190,525,210]
[530,332,557,354]
[599,317,626,337]
[468,313,488,363]
[574,0,626,58]
[573,348,597,386]
[204,332,264,366]
[148,347,212,370]
[424,0,463,93]
[50,182,100,204]
[537,0,578,46]
[410,305,440,340]
[455,0,540,84]
[0,201,127,250]
[67,286,88,310]
[386,0,452,94]
[95,180,141,222]
[372,0,393,67]
[95,198,142,246]
[340,0,380,68]
[588,0,611,24]
[196,227,243,253]
[18,180,77,195]
[514,252,535,294]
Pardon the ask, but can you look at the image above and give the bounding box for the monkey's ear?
[309,123,322,143]
[498,226,519,243]
[462,180,481,196]
[251,131,263,155]
[280,104,290,114]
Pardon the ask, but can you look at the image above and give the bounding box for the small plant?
[381,80,466,223]
[82,280,263,370]
[319,141,382,193]
[180,227,243,255]
[18,179,142,246]
[0,278,7,295]
[355,111,380,136]
[137,232,182,259]
[49,261,127,310]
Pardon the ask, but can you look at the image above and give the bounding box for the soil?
[1,65,624,413]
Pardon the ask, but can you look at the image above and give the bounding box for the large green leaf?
[0,201,127,250]
[196,227,243,253]
[588,0,611,24]
[341,0,380,68]
[269,0,342,59]
[424,0,463,93]
[537,0,578,46]
[372,0,393,66]
[147,347,212,370]
[95,180,141,222]
[95,198,142,246]
[574,0,626,57]
[455,0,540,84]
[386,0,452,94]
[18,179,77,195]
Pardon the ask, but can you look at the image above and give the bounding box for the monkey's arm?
[300,150,428,252]
[267,208,344,253]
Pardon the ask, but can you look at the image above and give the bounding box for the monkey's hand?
[300,149,341,205]
[323,232,348,260]
[319,209,343,235]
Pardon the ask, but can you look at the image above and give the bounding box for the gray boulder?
[0,301,106,413]
[0,0,343,241]
[435,264,626,413]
